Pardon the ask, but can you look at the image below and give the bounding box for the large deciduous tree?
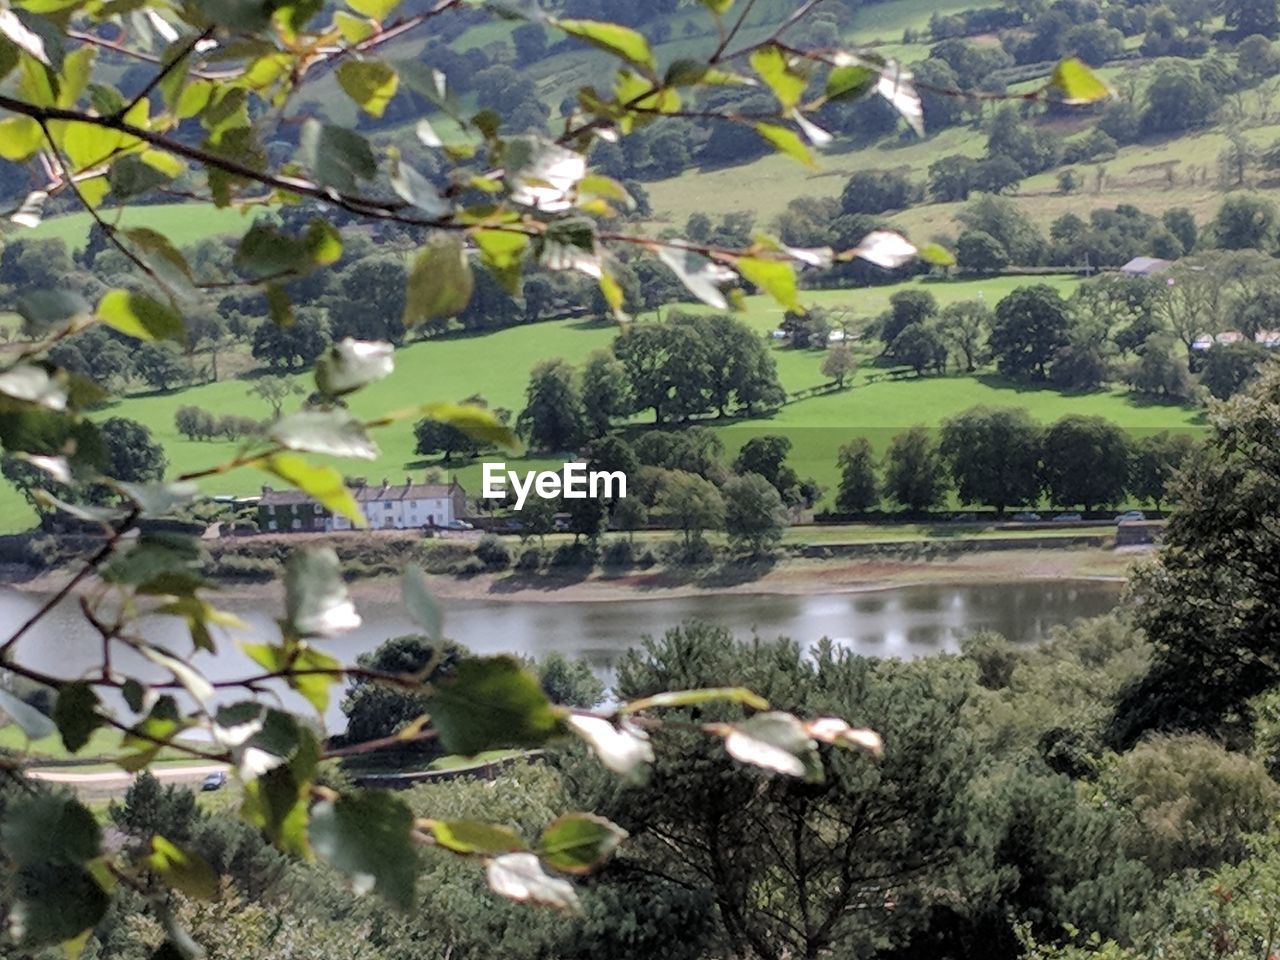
[990,285,1072,381]
[940,407,1043,514]
[1040,415,1131,511]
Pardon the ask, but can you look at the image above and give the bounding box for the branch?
[116,27,216,120]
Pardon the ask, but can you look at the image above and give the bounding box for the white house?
[330,477,468,531]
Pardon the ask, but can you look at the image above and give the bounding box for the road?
[27,763,227,787]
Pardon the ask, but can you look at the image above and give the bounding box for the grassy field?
[0,272,1199,531]
[28,203,256,253]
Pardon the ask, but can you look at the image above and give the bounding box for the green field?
[0,271,1200,532]
[27,203,256,253]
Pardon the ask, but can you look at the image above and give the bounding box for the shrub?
[515,546,544,571]
[456,556,487,577]
[601,538,634,569]
[474,533,512,570]
[550,542,596,568]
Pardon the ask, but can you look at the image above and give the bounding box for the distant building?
[1120,256,1173,277]
[257,476,467,533]
[1191,330,1280,352]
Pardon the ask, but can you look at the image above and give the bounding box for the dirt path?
[27,763,227,787]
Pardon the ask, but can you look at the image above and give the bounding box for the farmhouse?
[258,476,467,532]
[1120,256,1173,277]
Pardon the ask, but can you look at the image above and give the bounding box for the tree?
[518,358,586,451]
[1129,431,1198,511]
[990,284,1072,380]
[889,322,948,375]
[937,300,990,371]
[1237,34,1280,79]
[835,438,878,512]
[821,343,856,387]
[512,22,548,65]
[1223,0,1279,38]
[840,169,917,215]
[928,155,975,202]
[134,342,188,392]
[1128,333,1197,401]
[251,311,329,370]
[415,416,475,462]
[534,651,603,707]
[656,470,724,544]
[1200,341,1273,399]
[99,417,167,485]
[578,350,631,437]
[1040,415,1131,511]
[247,375,303,418]
[1108,368,1280,747]
[732,435,800,504]
[1163,208,1198,253]
[722,473,787,554]
[957,195,1045,265]
[327,255,408,344]
[879,290,938,346]
[940,407,1043,514]
[342,635,464,751]
[1141,62,1220,134]
[956,230,1010,274]
[883,427,948,512]
[1211,194,1278,250]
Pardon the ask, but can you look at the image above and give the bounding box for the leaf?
[1049,57,1111,105]
[235,220,342,279]
[876,60,923,136]
[239,720,317,856]
[9,864,109,947]
[0,115,42,161]
[426,656,568,756]
[315,338,394,398]
[619,687,770,714]
[853,230,917,269]
[825,64,876,102]
[504,136,586,213]
[0,687,56,739]
[336,60,399,118]
[805,717,883,756]
[15,453,70,485]
[536,814,626,875]
[425,819,526,856]
[309,791,417,910]
[474,229,529,294]
[96,289,185,342]
[241,641,342,714]
[552,18,654,72]
[736,256,800,311]
[270,409,378,460]
[147,836,218,901]
[539,217,600,278]
[716,711,823,782]
[754,121,814,168]
[141,645,214,704]
[108,154,170,199]
[284,546,361,637]
[263,453,365,529]
[298,119,376,193]
[417,401,519,451]
[403,235,473,326]
[121,227,195,295]
[656,247,735,310]
[116,480,199,517]
[918,242,956,267]
[11,189,48,228]
[16,288,89,332]
[346,0,400,19]
[0,8,51,65]
[566,715,653,783]
[792,111,833,147]
[750,46,805,110]
[402,564,442,640]
[53,683,101,753]
[487,853,580,911]
[388,155,449,217]
[1,794,100,867]
[0,364,67,411]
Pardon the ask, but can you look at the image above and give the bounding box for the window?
[291,519,301,530]
[314,504,323,515]
[268,521,277,531]
[384,502,393,511]
[267,505,275,515]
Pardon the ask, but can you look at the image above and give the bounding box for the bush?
[601,538,634,569]
[474,533,512,570]
[456,556,487,577]
[636,547,658,568]
[550,542,596,569]
[661,537,716,567]
[515,546,544,571]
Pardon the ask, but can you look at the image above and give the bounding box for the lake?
[0,580,1125,731]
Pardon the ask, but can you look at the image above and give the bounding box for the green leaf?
[263,453,365,529]
[487,852,580,911]
[618,687,770,714]
[102,533,203,587]
[552,18,655,72]
[566,715,652,783]
[0,115,42,161]
[9,864,109,947]
[147,836,218,901]
[315,338,394,398]
[345,0,400,19]
[425,819,526,856]
[875,60,923,136]
[753,121,814,168]
[715,711,824,782]
[735,256,800,311]
[11,188,48,228]
[426,656,568,756]
[121,227,195,295]
[334,10,375,42]
[750,46,806,110]
[0,364,68,411]
[1,794,101,867]
[140,645,213,704]
[474,229,529,294]
[402,564,442,640]
[417,401,519,451]
[235,220,341,279]
[1049,56,1111,105]
[96,289,185,343]
[284,546,361,637]
[536,814,626,875]
[918,242,956,267]
[853,229,916,269]
[504,135,586,212]
[242,641,342,713]
[116,480,199,517]
[805,717,882,756]
[53,682,101,753]
[825,64,876,102]
[309,791,417,910]
[403,235,473,326]
[389,155,449,218]
[298,119,376,193]
[0,686,56,740]
[336,60,399,118]
[108,154,171,199]
[239,721,317,856]
[15,288,89,332]
[269,409,378,460]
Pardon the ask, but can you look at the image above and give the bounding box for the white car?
[447,519,474,530]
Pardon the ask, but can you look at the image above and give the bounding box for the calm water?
[0,580,1124,730]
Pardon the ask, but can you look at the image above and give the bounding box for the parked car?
[951,513,978,523]
[1114,510,1146,524]
[447,519,474,530]
[1011,512,1041,522]
[1053,512,1083,522]
[201,771,227,791]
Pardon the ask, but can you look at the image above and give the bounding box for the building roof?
[1120,256,1173,276]
[261,477,464,508]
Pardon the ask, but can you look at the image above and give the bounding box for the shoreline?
[2,545,1147,606]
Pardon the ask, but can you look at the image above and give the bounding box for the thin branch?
[116,27,216,120]
[709,0,761,64]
